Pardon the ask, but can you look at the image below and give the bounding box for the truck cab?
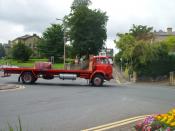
[89,56,113,86]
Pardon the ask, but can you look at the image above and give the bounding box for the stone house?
[10,34,41,57]
[153,27,175,42]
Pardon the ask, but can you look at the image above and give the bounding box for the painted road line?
[94,117,146,131]
[82,115,148,131]
[82,115,151,131]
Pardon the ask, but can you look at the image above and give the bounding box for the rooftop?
[13,34,40,41]
[154,27,175,36]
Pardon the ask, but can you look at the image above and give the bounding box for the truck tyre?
[92,75,104,86]
[21,72,34,84]
[31,77,38,84]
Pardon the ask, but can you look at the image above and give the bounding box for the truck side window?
[96,58,101,64]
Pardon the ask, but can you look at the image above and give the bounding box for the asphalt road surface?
[0,76,175,131]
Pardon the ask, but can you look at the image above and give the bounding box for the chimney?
[8,40,11,44]
[167,27,172,34]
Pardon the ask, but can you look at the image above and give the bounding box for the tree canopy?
[0,44,5,58]
[115,34,136,60]
[71,0,92,10]
[67,2,108,58]
[165,36,175,51]
[38,24,64,61]
[115,25,175,78]
[129,24,153,41]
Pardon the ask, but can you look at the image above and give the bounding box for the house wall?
[153,28,175,42]
[11,35,41,57]
[154,35,169,42]
[24,36,39,50]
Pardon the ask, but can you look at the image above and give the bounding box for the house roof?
[154,30,175,36]
[19,35,31,39]
[13,34,40,42]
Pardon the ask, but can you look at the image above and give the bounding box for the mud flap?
[18,73,23,83]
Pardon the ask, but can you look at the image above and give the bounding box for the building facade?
[153,27,175,42]
[10,34,41,57]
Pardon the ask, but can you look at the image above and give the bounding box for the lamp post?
[56,18,66,69]
[120,58,123,73]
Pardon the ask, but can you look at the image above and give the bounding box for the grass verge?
[1,117,23,131]
[0,58,63,69]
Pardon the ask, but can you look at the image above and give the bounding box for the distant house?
[3,43,11,56]
[99,48,114,57]
[10,34,41,57]
[153,27,175,42]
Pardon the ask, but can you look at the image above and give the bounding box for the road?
[0,76,174,131]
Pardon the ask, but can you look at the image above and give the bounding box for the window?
[96,58,109,64]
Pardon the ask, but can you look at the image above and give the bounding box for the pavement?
[0,84,24,91]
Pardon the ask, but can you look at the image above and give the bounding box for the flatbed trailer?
[0,56,113,86]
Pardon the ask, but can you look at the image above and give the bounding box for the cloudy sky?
[1,0,175,51]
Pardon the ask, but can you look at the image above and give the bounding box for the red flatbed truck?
[0,56,113,86]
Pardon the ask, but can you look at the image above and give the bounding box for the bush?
[136,47,175,78]
[12,42,32,62]
[66,58,74,64]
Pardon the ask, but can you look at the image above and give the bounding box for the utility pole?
[56,18,66,69]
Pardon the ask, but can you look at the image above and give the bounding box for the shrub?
[12,42,32,62]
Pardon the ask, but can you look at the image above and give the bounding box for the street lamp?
[56,18,66,69]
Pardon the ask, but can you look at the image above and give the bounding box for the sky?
[1,0,175,52]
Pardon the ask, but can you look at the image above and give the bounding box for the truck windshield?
[96,58,109,64]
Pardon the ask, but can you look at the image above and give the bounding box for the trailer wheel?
[21,72,34,84]
[92,75,104,86]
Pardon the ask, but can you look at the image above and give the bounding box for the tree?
[115,25,154,69]
[115,33,136,60]
[129,24,153,41]
[115,29,156,76]
[135,42,173,77]
[71,0,92,10]
[38,24,64,61]
[132,41,156,72]
[114,33,136,74]
[12,42,32,61]
[165,36,175,51]
[67,4,108,58]
[115,25,175,79]
[65,45,75,59]
[0,44,5,58]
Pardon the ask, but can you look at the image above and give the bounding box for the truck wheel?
[21,72,34,84]
[31,77,38,84]
[92,75,104,86]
